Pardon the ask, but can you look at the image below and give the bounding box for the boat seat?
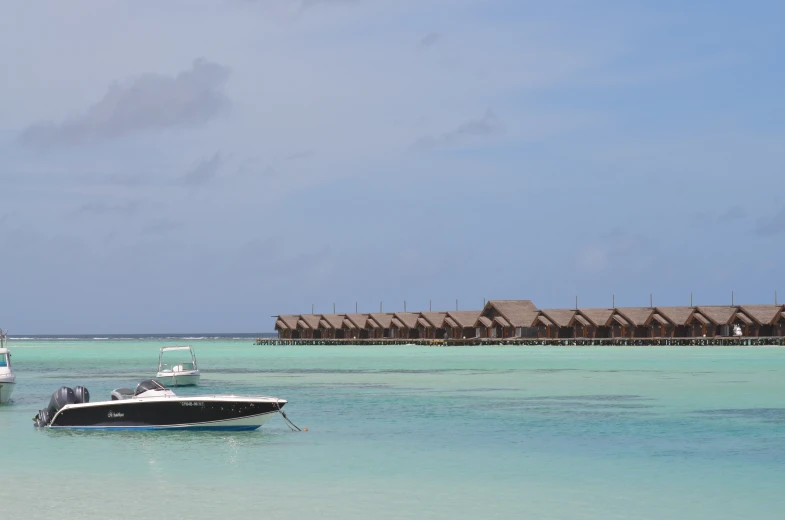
[110,388,134,400]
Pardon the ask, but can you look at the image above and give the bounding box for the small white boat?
[0,329,15,404]
[156,345,200,386]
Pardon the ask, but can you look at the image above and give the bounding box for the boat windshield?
[0,354,7,367]
[135,379,169,395]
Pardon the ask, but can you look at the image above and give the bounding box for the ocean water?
[2,340,785,519]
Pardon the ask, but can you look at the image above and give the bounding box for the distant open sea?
[2,337,785,519]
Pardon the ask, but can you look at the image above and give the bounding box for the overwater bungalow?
[391,312,420,339]
[319,314,346,339]
[418,312,447,339]
[739,305,785,336]
[475,300,539,338]
[576,309,615,338]
[652,307,693,337]
[613,307,655,338]
[687,306,743,337]
[534,309,576,338]
[295,314,321,339]
[343,314,371,339]
[368,313,394,339]
[275,314,300,339]
[444,311,482,339]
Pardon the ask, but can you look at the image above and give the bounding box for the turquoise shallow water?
[2,341,785,519]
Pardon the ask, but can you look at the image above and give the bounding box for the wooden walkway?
[254,336,785,347]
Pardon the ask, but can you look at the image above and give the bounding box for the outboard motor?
[46,386,76,417]
[34,386,78,428]
[34,408,51,427]
[73,386,90,404]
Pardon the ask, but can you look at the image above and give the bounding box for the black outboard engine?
[34,387,76,427]
[73,386,90,404]
[47,386,76,416]
[34,408,51,427]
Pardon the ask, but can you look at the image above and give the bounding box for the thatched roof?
[445,311,482,328]
[578,308,614,327]
[369,313,394,329]
[739,305,784,325]
[320,314,346,329]
[444,317,458,328]
[494,316,511,327]
[655,307,694,326]
[611,313,629,326]
[477,316,493,327]
[391,317,404,328]
[275,319,289,330]
[648,313,670,326]
[392,312,420,329]
[420,312,447,328]
[539,309,576,328]
[534,314,553,327]
[482,300,539,327]
[572,313,590,327]
[299,314,321,329]
[615,307,654,326]
[344,314,369,329]
[695,306,737,325]
[277,315,300,330]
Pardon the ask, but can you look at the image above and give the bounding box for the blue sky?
[1,0,783,333]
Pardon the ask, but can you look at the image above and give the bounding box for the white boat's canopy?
[160,346,195,352]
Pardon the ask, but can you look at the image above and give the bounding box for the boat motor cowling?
[73,386,90,404]
[46,386,76,416]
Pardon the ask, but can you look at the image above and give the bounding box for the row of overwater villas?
[274,300,785,340]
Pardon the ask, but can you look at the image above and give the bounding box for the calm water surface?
[2,341,785,519]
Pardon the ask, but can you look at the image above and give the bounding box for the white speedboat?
[0,329,15,404]
[156,345,200,386]
[34,379,286,431]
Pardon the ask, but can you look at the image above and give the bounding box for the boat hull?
[0,380,14,404]
[48,397,284,431]
[155,372,200,387]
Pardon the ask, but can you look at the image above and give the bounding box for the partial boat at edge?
[0,329,14,404]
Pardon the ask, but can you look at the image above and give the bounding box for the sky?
[1,0,783,334]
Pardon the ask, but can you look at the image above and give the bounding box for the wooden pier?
[254,336,785,347]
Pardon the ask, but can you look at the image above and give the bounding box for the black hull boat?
[34,379,287,431]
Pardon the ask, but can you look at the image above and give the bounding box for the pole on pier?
[333,303,336,313]
[430,300,432,311]
[612,294,615,308]
[456,299,458,311]
[650,293,653,308]
[356,302,358,313]
[404,300,407,312]
[312,304,314,314]
[690,292,693,307]
[380,301,382,313]
[575,295,578,310]
[483,298,486,307]
[732,291,734,306]
[776,291,778,306]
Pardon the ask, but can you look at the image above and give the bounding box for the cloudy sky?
[1,1,783,333]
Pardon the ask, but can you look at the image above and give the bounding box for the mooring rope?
[273,399,302,432]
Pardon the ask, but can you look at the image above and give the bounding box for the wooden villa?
[444,311,482,339]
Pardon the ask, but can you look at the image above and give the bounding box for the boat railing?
[160,362,196,372]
